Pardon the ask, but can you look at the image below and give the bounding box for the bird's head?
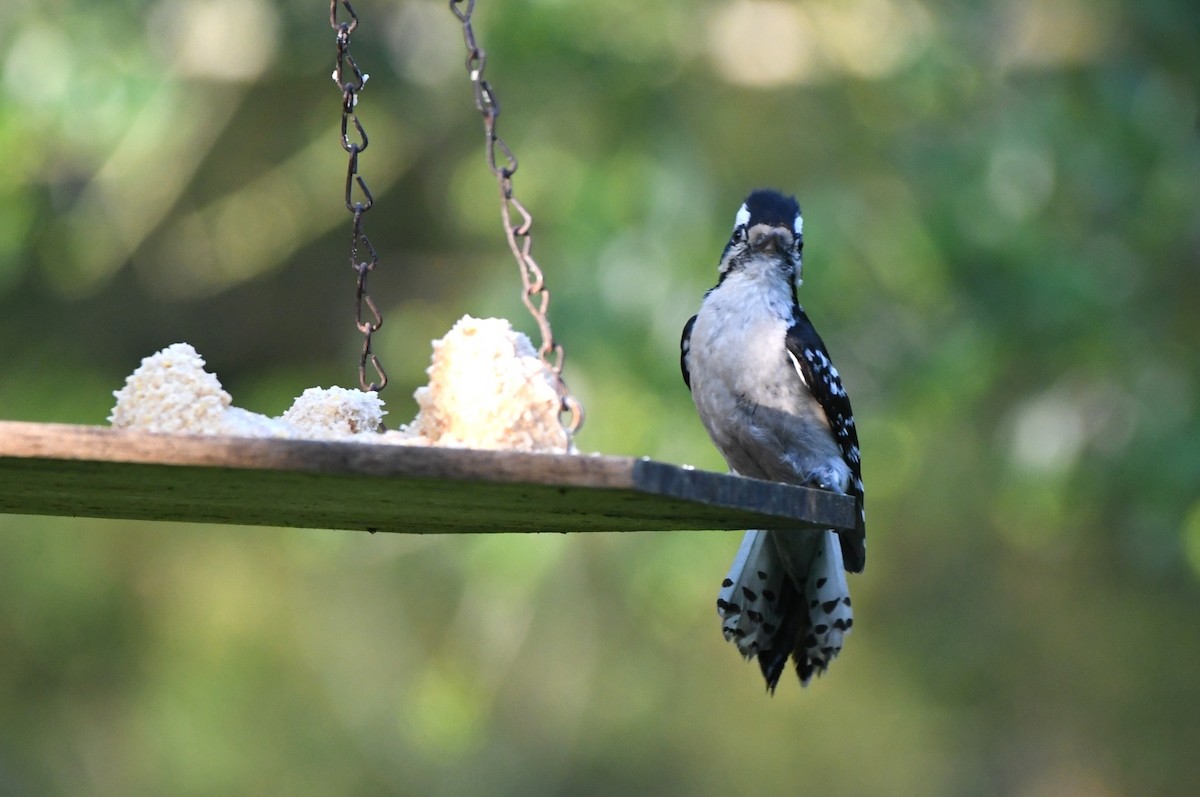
[717,189,804,284]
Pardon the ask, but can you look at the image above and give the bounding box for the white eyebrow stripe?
[734,203,750,229]
[794,214,804,237]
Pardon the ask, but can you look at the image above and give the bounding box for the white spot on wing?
[787,349,808,387]
[734,203,750,229]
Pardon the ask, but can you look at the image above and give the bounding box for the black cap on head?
[737,189,802,233]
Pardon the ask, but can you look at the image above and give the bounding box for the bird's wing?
[785,312,866,572]
[681,314,698,390]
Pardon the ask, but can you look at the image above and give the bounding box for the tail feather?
[754,576,804,691]
[792,530,853,682]
[717,530,788,660]
[717,528,853,691]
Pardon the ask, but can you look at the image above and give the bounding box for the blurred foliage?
[1,0,1199,794]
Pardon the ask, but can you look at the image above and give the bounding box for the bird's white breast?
[687,257,845,486]
[689,259,798,411]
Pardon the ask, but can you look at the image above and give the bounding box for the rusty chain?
[331,0,387,394]
[449,0,584,437]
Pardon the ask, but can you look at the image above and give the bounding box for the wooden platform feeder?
[0,422,856,535]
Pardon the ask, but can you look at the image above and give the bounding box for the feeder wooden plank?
[0,422,857,534]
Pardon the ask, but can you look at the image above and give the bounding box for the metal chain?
[331,0,387,394]
[449,0,584,436]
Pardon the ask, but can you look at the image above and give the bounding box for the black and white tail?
[717,528,853,690]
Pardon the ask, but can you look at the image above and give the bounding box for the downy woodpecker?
[681,189,865,691]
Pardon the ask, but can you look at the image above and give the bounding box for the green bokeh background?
[1,0,1198,794]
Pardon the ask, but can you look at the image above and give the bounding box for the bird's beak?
[747,224,794,255]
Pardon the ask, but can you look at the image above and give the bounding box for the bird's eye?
[732,226,747,243]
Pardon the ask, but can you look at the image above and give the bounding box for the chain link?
[331,0,387,394]
[449,0,584,437]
